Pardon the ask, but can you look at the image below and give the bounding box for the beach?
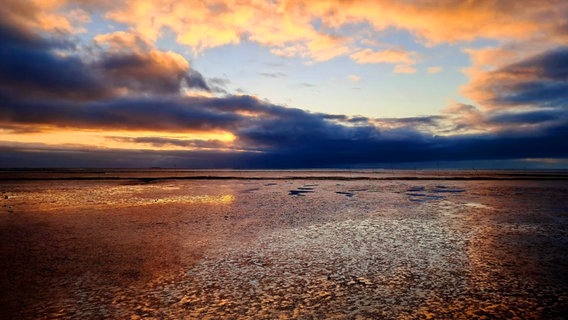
[1,170,567,319]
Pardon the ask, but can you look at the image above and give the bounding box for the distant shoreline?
[1,168,567,181]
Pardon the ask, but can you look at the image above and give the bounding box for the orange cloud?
[12,0,566,63]
[347,75,361,82]
[350,49,414,65]
[18,0,550,70]
[350,48,417,73]
[0,0,95,35]
[427,66,442,74]
[94,31,153,53]
[393,64,416,74]
[105,0,355,62]
[303,0,565,45]
[0,127,235,152]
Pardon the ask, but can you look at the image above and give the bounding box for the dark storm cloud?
[96,51,209,94]
[222,99,568,167]
[488,109,565,125]
[320,114,348,121]
[480,47,568,108]
[0,94,244,131]
[376,116,444,126]
[347,116,370,123]
[0,22,109,100]
[517,48,568,80]
[497,81,568,107]
[3,76,567,167]
[219,98,567,168]
[236,111,380,150]
[207,77,231,94]
[2,92,568,168]
[457,47,568,137]
[0,18,209,101]
[185,69,210,91]
[236,125,568,168]
[429,126,568,163]
[3,124,568,168]
[0,144,240,168]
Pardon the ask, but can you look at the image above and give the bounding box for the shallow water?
[1,171,567,319]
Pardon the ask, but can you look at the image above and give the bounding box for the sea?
[1,169,567,319]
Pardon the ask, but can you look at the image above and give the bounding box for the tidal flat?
[1,170,567,319]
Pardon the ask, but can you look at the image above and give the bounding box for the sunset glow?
[0,128,235,151]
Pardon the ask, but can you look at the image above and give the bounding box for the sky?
[0,0,567,169]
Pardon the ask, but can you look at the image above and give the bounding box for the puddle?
[240,188,260,194]
[288,190,314,196]
[432,188,466,193]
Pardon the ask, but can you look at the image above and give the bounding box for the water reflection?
[3,179,567,319]
[152,194,234,205]
[442,181,568,318]
[10,181,235,213]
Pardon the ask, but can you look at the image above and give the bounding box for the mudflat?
[1,170,567,319]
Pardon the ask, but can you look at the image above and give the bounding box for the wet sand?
[1,171,567,319]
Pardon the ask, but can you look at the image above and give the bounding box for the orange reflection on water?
[151,194,235,205]
[13,183,235,213]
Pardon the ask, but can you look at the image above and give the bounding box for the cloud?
[463,47,568,110]
[307,0,567,45]
[207,77,231,94]
[106,0,352,62]
[0,144,245,168]
[11,0,565,68]
[446,45,568,142]
[1,0,72,34]
[97,49,209,95]
[108,137,231,150]
[3,123,568,168]
[374,116,443,131]
[234,107,381,151]
[260,72,287,78]
[347,75,361,82]
[350,48,414,65]
[440,103,487,134]
[0,19,209,101]
[0,94,251,132]
[94,31,153,53]
[8,0,563,68]
[102,0,568,64]
[93,31,210,94]
[2,82,568,168]
[350,48,417,73]
[393,64,417,74]
[0,21,109,101]
[427,66,442,74]
[488,110,565,126]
